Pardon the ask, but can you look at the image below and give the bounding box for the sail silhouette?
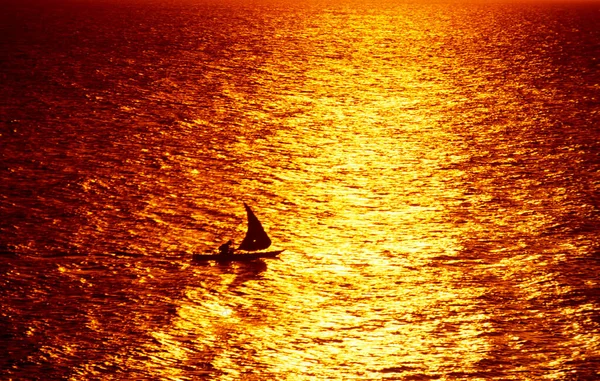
[237,203,272,251]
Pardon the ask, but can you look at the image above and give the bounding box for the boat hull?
[192,250,284,262]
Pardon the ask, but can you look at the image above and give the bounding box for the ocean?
[1,0,599,379]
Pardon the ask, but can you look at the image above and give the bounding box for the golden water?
[1,0,599,379]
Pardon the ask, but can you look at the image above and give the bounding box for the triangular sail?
[237,203,272,251]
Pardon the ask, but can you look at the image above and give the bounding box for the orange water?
[1,0,599,379]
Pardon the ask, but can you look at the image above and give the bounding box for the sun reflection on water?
[1,0,598,380]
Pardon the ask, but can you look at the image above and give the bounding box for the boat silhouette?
[193,203,284,262]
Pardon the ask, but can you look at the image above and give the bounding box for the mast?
[237,203,272,251]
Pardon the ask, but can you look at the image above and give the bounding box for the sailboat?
[192,203,284,262]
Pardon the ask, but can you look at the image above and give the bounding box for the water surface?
[1,0,599,379]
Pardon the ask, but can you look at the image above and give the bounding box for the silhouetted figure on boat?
[218,240,233,256]
[192,203,283,262]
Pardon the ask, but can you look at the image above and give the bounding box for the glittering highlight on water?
[1,0,599,379]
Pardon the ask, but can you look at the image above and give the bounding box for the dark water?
[1,0,600,379]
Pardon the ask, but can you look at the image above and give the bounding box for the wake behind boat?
[192,203,284,262]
